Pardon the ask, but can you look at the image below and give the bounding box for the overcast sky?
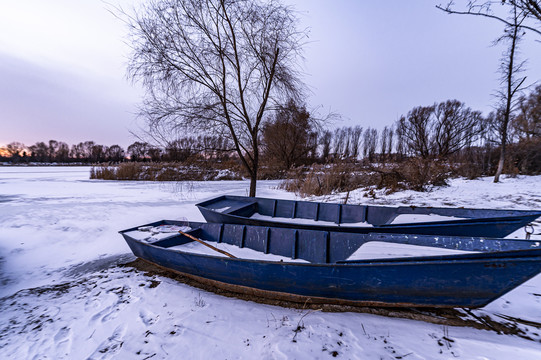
[1,0,540,149]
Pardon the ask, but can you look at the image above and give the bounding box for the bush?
[399,158,450,191]
[90,165,116,180]
[279,163,374,197]
[116,162,143,180]
[508,139,541,175]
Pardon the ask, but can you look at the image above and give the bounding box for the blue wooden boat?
[196,195,541,237]
[120,220,541,308]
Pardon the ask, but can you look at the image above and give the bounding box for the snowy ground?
[1,166,541,359]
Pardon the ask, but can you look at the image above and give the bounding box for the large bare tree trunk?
[249,173,257,197]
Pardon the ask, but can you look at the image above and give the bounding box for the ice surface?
[1,166,540,359]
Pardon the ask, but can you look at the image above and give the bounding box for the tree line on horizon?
[0,137,231,164]
[2,83,539,174]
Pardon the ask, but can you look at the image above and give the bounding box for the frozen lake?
[1,166,541,359]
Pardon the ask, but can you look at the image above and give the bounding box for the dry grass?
[280,163,374,197]
[90,162,243,181]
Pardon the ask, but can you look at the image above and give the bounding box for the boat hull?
[196,196,541,237]
[120,221,541,308]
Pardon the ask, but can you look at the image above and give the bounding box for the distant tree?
[91,144,105,163]
[380,126,390,160]
[332,128,346,159]
[306,131,319,163]
[513,84,541,139]
[55,142,70,162]
[70,143,84,161]
[106,145,125,162]
[123,0,307,196]
[397,106,433,159]
[363,127,378,162]
[28,142,48,162]
[127,142,150,161]
[387,126,394,157]
[81,141,95,162]
[396,101,484,159]
[48,140,59,162]
[395,122,405,160]
[147,147,163,162]
[165,138,197,162]
[262,99,314,170]
[6,142,25,162]
[320,130,332,162]
[432,100,484,158]
[198,135,235,160]
[349,126,363,160]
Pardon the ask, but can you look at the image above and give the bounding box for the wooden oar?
[179,230,237,258]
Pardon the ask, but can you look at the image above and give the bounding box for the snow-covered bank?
[1,167,541,359]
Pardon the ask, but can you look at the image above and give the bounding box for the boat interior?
[196,195,541,226]
[121,220,541,264]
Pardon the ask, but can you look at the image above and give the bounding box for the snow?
[1,166,541,359]
[390,214,465,224]
[250,213,374,227]
[250,210,465,226]
[346,242,478,260]
[170,242,309,262]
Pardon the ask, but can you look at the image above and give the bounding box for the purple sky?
[1,0,540,149]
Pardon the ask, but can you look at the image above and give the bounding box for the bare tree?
[121,0,306,196]
[437,2,535,182]
[48,140,58,162]
[332,128,346,159]
[362,127,378,162]
[437,1,541,36]
[350,125,363,160]
[320,130,332,162]
[127,142,150,161]
[106,145,126,163]
[432,100,484,158]
[492,7,528,182]
[397,106,433,159]
[29,142,48,162]
[387,126,394,157]
[380,126,390,160]
[396,101,484,160]
[513,84,541,139]
[395,122,405,160]
[6,142,25,161]
[262,99,313,170]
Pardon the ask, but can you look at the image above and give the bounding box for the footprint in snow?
[87,325,126,360]
[54,326,72,358]
[139,308,159,326]
[89,305,117,324]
